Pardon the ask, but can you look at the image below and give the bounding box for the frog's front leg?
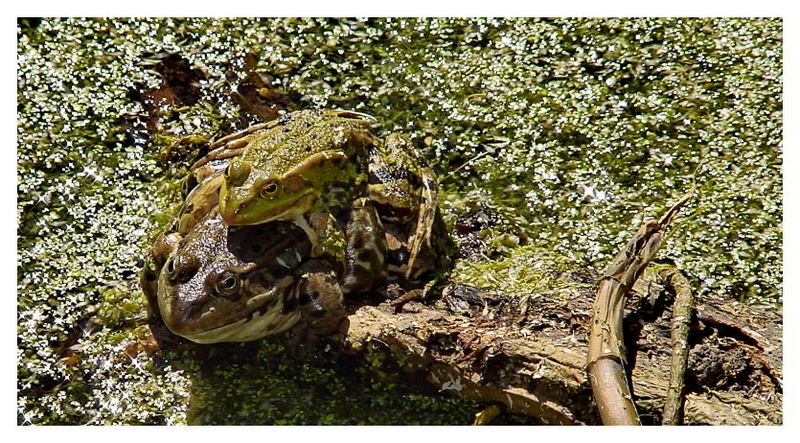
[300,200,387,294]
[296,208,329,259]
[289,259,346,349]
[176,173,224,235]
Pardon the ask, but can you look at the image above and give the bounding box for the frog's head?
[156,213,312,343]
[218,109,378,227]
[219,151,349,226]
[158,260,301,343]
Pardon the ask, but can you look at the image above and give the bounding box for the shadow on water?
[154,331,489,425]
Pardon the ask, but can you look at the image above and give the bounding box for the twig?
[587,193,693,425]
[659,267,695,425]
[440,150,492,184]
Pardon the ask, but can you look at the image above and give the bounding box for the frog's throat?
[179,308,301,344]
[161,277,301,344]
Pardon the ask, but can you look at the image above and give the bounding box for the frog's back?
[244,109,377,177]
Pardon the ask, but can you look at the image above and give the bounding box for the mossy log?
[334,274,782,425]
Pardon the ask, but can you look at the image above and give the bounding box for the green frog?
[142,208,346,344]
[193,109,442,289]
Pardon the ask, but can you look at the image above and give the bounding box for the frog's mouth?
[161,277,301,344]
[220,192,315,226]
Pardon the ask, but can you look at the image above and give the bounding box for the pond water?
[17,17,782,424]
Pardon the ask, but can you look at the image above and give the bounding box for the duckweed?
[18,18,781,424]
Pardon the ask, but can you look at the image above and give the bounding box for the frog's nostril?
[173,255,200,283]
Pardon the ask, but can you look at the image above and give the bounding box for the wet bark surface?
[334,274,782,425]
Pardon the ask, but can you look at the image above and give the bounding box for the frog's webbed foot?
[388,288,425,313]
[388,273,443,312]
[189,121,277,170]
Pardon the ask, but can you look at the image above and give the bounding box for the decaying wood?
[659,267,695,425]
[341,301,588,425]
[336,277,781,425]
[337,287,781,425]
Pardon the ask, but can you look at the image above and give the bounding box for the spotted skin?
[367,134,440,280]
[170,110,447,302]
[152,209,314,343]
[340,198,388,293]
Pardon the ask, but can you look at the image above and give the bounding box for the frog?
[141,146,346,343]
[193,109,443,290]
[191,109,384,293]
[143,208,346,344]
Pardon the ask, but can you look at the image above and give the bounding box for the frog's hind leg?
[406,164,439,280]
[341,198,388,293]
[368,133,440,280]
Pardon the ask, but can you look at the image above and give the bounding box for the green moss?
[452,245,587,306]
[183,341,482,425]
[95,287,146,328]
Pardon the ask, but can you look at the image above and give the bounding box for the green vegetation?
[184,341,481,425]
[18,18,781,424]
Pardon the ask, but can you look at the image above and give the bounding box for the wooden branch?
[341,302,586,425]
[659,267,695,425]
[586,193,692,425]
[335,279,781,424]
[334,289,782,425]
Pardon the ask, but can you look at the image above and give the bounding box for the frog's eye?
[259,180,282,199]
[214,271,241,300]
